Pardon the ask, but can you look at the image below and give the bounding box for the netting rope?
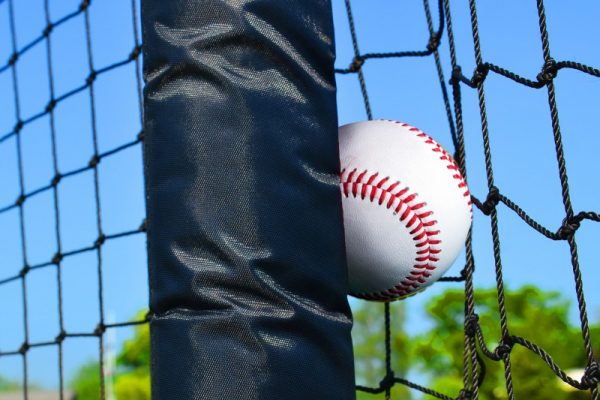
[341,0,600,398]
[0,0,147,398]
[1,0,599,399]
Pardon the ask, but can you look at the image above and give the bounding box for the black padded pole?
[141,1,355,398]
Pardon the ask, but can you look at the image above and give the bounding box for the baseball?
[339,120,472,301]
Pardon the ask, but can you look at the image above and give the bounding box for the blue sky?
[0,0,598,391]
[0,0,146,389]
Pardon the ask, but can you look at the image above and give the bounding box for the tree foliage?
[0,376,20,392]
[352,286,598,399]
[408,286,598,399]
[69,311,150,400]
[65,287,598,399]
[412,286,600,399]
[353,301,412,399]
[113,312,151,400]
[70,361,101,400]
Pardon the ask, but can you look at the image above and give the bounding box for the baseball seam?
[341,168,441,301]
[384,119,472,210]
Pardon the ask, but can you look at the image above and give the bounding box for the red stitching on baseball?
[385,119,473,210]
[340,168,441,301]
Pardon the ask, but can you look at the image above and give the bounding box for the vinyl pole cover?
[142,1,355,398]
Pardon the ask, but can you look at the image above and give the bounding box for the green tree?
[114,372,150,400]
[410,286,600,400]
[70,361,101,399]
[113,312,151,400]
[0,376,20,392]
[68,287,598,400]
[70,311,150,400]
[353,301,412,399]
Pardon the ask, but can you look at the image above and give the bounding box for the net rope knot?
[427,34,440,52]
[94,323,106,336]
[43,24,54,37]
[51,173,62,187]
[494,340,514,360]
[18,342,29,355]
[480,186,500,215]
[51,252,63,265]
[349,56,365,73]
[45,98,57,113]
[581,360,600,388]
[471,65,489,87]
[537,58,558,84]
[89,154,101,168]
[19,265,30,278]
[55,330,67,344]
[8,52,18,66]
[94,234,106,248]
[379,371,395,391]
[14,120,23,134]
[456,389,473,400]
[450,66,463,85]
[86,70,97,85]
[15,194,26,207]
[79,0,91,12]
[464,314,479,337]
[129,45,142,61]
[557,216,581,239]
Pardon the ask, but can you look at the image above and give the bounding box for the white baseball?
[339,120,472,301]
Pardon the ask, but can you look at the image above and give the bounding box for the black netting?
[340,0,599,399]
[0,0,146,398]
[1,0,599,399]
